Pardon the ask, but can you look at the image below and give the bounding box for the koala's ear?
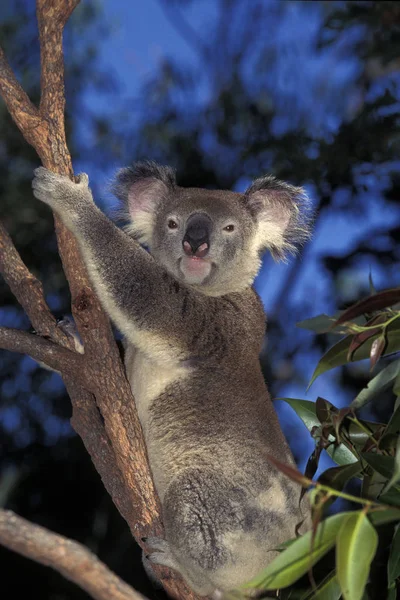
[244,175,312,260]
[112,161,176,244]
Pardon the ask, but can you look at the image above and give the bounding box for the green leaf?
[361,453,397,482]
[379,488,400,507]
[369,508,400,526]
[279,398,358,465]
[300,571,341,600]
[333,289,400,327]
[351,359,400,410]
[308,336,353,387]
[277,398,320,431]
[394,372,400,398]
[318,461,362,492]
[369,272,377,296]
[336,512,378,600]
[297,314,337,333]
[387,586,397,600]
[387,400,400,438]
[362,453,400,501]
[242,512,352,591]
[382,438,400,494]
[388,524,400,583]
[308,318,400,387]
[346,420,384,448]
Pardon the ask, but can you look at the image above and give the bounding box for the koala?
[32,162,312,597]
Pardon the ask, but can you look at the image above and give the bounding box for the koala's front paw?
[32,167,93,217]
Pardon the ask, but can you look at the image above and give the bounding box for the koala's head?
[113,162,312,296]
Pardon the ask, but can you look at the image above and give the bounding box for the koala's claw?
[75,172,89,186]
[56,317,84,354]
[32,168,70,203]
[142,537,178,569]
[143,537,170,552]
[32,167,92,215]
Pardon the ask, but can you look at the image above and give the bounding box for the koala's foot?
[56,317,84,354]
[144,537,179,570]
[31,317,84,373]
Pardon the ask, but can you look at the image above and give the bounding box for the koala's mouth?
[179,256,213,284]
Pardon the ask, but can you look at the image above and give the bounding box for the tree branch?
[0,510,147,600]
[38,0,80,120]
[0,47,45,151]
[0,327,83,375]
[67,378,135,528]
[0,221,72,347]
[0,3,202,598]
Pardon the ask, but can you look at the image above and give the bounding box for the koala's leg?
[32,168,213,359]
[145,536,216,597]
[154,469,247,596]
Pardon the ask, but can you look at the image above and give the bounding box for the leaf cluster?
[235,285,400,600]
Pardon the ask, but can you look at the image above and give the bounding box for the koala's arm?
[32,168,214,359]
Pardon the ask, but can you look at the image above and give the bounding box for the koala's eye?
[168,219,178,230]
[223,224,235,232]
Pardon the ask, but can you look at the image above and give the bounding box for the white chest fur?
[124,341,188,434]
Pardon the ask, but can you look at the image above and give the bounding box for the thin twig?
[0,510,147,600]
[0,327,83,376]
[0,221,72,348]
[0,2,202,597]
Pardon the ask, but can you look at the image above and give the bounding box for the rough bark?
[0,2,202,599]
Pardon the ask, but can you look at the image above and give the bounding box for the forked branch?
[0,1,201,598]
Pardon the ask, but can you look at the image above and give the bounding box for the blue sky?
[68,0,398,468]
[3,1,399,468]
[70,1,399,460]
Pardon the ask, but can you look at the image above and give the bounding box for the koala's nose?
[183,214,211,258]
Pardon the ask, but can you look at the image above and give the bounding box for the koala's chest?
[124,344,187,432]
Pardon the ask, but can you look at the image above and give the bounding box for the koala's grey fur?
[32,162,312,597]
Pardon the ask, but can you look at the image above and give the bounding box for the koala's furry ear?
[112,161,176,244]
[244,175,312,261]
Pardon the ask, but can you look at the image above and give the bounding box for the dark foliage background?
[0,1,399,598]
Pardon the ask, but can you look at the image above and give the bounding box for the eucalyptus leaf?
[242,512,352,591]
[387,586,397,600]
[383,399,400,440]
[334,289,400,327]
[350,359,400,410]
[395,372,400,398]
[388,524,400,583]
[379,488,400,507]
[300,571,341,600]
[368,508,400,526]
[308,318,400,387]
[279,398,358,465]
[382,439,400,495]
[347,420,384,448]
[297,314,337,333]
[361,453,396,481]
[369,272,377,296]
[336,512,378,600]
[362,468,388,502]
[318,461,362,491]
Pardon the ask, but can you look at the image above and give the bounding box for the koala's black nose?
[183,214,211,258]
